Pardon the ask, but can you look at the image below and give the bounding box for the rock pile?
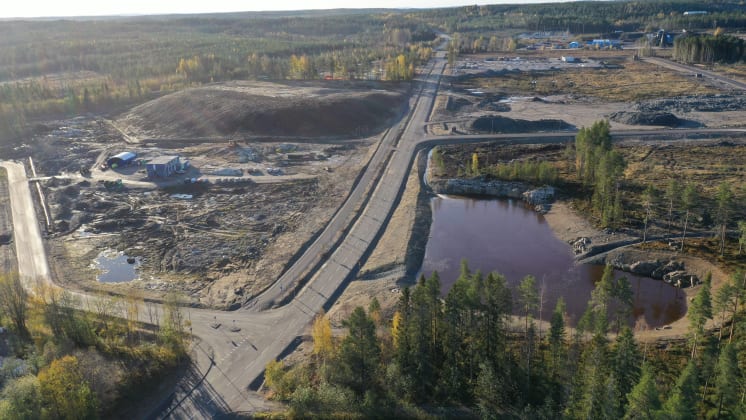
[608,111,682,127]
[471,115,574,133]
[610,258,699,287]
[635,94,746,113]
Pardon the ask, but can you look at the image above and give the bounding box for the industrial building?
[146,156,181,178]
[106,152,137,168]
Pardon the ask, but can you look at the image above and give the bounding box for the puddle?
[93,249,141,283]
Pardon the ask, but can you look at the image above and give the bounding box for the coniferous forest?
[266,261,746,419]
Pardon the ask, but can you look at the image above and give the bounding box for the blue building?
[590,39,622,49]
[146,156,181,178]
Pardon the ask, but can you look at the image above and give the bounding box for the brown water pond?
[418,195,686,328]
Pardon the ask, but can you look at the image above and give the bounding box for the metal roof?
[147,155,180,165]
[111,151,137,161]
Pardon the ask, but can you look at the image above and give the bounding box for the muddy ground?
[29,80,408,308]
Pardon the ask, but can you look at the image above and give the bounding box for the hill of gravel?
[117,81,408,140]
[472,115,574,133]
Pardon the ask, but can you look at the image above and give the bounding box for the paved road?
[4,49,746,417]
[642,56,746,91]
[2,161,52,289]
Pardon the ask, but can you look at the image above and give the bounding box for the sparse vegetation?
[0,277,188,418]
[467,61,717,102]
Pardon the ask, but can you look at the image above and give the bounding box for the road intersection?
[3,52,746,417]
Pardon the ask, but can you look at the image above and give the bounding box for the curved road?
[4,51,746,417]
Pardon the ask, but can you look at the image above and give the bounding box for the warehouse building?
[106,151,137,168]
[146,156,181,178]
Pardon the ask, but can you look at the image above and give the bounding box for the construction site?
[13,80,409,309]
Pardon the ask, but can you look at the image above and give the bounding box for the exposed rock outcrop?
[429,178,530,198]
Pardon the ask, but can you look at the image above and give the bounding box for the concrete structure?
[146,155,180,178]
[106,152,137,168]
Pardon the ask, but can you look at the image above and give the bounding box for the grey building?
[146,156,181,178]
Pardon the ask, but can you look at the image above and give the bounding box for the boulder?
[664,270,699,288]
[629,260,661,277]
[651,260,684,279]
[572,237,591,254]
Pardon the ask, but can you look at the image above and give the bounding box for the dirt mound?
[608,111,682,127]
[472,115,574,133]
[446,97,472,111]
[635,94,746,113]
[118,81,407,139]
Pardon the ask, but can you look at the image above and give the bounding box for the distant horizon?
[1,0,575,19]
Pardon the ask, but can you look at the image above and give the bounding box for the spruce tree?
[613,327,641,410]
[688,275,713,359]
[662,360,700,420]
[715,344,741,418]
[339,307,381,397]
[624,364,661,420]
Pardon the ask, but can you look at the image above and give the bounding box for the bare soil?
[117,80,408,140]
[29,80,408,308]
[431,53,742,135]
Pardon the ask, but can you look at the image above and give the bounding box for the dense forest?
[0,13,435,138]
[2,0,746,139]
[673,33,746,64]
[265,261,746,418]
[412,0,746,34]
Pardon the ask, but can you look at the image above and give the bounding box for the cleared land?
[30,81,409,308]
[118,81,408,140]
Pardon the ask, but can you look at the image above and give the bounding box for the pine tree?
[662,360,699,419]
[519,275,539,392]
[738,220,746,255]
[715,343,741,418]
[548,298,566,378]
[680,184,699,252]
[688,275,713,359]
[664,178,681,233]
[641,184,657,243]
[715,182,733,256]
[339,307,381,396]
[624,364,661,420]
[613,327,641,410]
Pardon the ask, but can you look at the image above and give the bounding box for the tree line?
[0,13,436,140]
[673,33,746,64]
[265,260,746,418]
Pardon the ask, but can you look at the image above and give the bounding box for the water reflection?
[419,195,686,327]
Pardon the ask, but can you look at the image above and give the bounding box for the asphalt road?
[642,56,746,91]
[3,51,746,417]
[2,161,52,288]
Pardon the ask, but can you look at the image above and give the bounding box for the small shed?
[106,152,137,168]
[146,156,181,178]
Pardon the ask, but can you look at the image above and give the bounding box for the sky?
[1,0,569,18]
